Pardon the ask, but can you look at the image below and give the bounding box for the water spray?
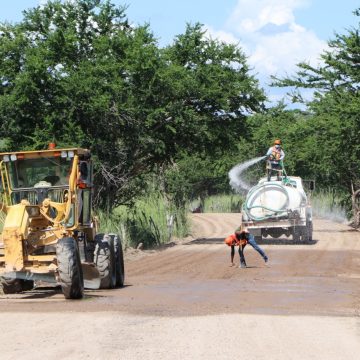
[228,156,267,192]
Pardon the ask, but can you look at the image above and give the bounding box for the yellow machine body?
[0,148,96,279]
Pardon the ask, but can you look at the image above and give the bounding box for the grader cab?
[0,147,124,299]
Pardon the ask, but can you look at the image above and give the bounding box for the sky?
[1,0,359,104]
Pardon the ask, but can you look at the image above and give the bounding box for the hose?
[243,182,290,221]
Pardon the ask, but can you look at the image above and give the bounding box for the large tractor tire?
[94,234,116,289]
[56,237,84,299]
[109,233,125,287]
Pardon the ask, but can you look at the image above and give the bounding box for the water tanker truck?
[241,175,313,242]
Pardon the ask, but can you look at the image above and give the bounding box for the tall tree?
[0,0,166,209]
[0,1,266,210]
[272,9,360,192]
[161,23,265,157]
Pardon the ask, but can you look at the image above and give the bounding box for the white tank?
[244,177,307,221]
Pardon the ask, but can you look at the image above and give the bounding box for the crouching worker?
[235,228,268,266]
[224,233,248,268]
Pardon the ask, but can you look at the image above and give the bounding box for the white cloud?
[38,0,47,8]
[206,0,328,97]
[204,25,240,45]
[249,28,326,80]
[228,0,308,33]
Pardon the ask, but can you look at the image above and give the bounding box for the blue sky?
[1,0,359,103]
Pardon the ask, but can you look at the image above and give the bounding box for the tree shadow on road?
[0,287,62,300]
[314,228,357,233]
[255,237,318,245]
[0,284,132,300]
[186,237,318,245]
[186,238,225,245]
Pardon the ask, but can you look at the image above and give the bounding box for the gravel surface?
[0,215,359,360]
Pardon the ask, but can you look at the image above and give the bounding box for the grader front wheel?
[56,237,84,299]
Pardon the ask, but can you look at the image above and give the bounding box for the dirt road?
[0,215,360,360]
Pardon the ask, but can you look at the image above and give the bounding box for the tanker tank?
[242,176,313,242]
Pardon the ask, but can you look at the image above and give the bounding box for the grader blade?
[3,271,57,283]
[82,263,101,290]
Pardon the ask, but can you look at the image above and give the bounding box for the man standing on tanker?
[266,139,285,181]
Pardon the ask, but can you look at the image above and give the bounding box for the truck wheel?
[293,228,301,242]
[300,221,313,243]
[94,234,116,289]
[109,234,125,287]
[306,221,313,242]
[56,237,84,299]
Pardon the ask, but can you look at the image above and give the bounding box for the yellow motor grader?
[0,146,124,299]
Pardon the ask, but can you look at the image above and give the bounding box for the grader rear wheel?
[109,233,125,287]
[352,189,360,228]
[94,234,116,289]
[56,237,84,299]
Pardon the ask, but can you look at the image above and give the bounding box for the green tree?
[0,1,266,211]
[161,23,265,157]
[159,24,266,204]
[0,0,167,210]
[272,9,360,193]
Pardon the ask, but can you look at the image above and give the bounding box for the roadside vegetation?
[0,0,359,246]
[98,190,190,249]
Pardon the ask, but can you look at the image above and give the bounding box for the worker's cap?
[274,139,281,145]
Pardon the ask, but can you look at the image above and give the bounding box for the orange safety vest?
[271,146,282,161]
[224,234,247,247]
